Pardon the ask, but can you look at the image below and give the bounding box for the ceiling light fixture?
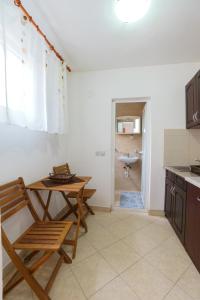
[115,0,151,23]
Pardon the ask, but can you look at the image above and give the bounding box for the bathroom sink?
[118,156,139,165]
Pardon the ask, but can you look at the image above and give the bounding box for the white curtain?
[0,0,68,133]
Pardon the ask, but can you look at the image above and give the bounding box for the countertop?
[166,166,200,189]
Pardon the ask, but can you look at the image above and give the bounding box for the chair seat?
[68,189,96,199]
[13,221,73,251]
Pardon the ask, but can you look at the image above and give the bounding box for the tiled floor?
[4,210,200,300]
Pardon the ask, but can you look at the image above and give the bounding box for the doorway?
[111,98,151,211]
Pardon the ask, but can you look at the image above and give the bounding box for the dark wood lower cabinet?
[165,170,200,273]
[165,171,186,244]
[164,178,173,225]
[185,183,200,273]
[173,185,186,244]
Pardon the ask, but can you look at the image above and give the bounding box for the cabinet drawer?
[176,175,187,191]
[166,170,176,182]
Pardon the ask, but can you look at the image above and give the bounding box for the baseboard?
[91,206,111,213]
[148,210,165,217]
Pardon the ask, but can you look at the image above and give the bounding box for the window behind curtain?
[0,0,67,133]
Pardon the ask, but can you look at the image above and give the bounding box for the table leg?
[43,191,52,221]
[61,192,78,219]
[34,190,53,221]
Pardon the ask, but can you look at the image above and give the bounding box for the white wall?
[0,1,70,268]
[68,62,200,211]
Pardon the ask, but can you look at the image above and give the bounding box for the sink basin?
[118,155,139,165]
[172,166,191,172]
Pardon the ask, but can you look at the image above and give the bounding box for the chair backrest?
[0,177,39,224]
[53,163,71,175]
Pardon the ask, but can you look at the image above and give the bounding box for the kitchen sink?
[171,166,191,172]
[171,165,200,175]
[190,165,200,175]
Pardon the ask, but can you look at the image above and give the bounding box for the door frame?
[111,97,151,211]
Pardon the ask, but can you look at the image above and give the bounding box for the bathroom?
[114,102,146,209]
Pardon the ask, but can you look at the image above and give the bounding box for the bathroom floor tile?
[100,240,140,273]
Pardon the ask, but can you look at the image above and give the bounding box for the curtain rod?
[14,0,71,72]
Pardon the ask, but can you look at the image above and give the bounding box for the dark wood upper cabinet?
[185,183,200,273]
[186,70,200,129]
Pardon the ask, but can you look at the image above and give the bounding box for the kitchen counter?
[166,166,200,189]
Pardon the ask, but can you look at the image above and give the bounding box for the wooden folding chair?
[53,163,96,216]
[1,177,73,300]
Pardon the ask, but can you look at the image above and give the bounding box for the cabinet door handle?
[170,186,175,195]
[195,111,199,122]
[172,186,176,196]
[197,197,200,202]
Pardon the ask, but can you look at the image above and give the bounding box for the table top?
[26,176,91,193]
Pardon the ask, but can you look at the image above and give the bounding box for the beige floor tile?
[164,285,193,300]
[65,236,97,264]
[124,214,153,231]
[4,281,34,300]
[145,236,191,282]
[72,253,117,298]
[139,222,173,244]
[85,224,118,250]
[108,219,138,239]
[89,277,140,300]
[121,260,173,300]
[34,254,71,286]
[177,265,200,300]
[100,240,140,274]
[50,272,86,300]
[86,215,104,229]
[111,210,135,220]
[94,212,121,227]
[123,230,158,256]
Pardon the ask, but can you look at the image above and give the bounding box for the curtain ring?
[14,0,21,7]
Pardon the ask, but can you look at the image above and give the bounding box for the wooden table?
[26,176,91,258]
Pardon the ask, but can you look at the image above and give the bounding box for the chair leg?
[2,231,51,300]
[57,247,72,264]
[45,255,63,294]
[72,213,81,258]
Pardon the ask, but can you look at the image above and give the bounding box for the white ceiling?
[35,0,200,71]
